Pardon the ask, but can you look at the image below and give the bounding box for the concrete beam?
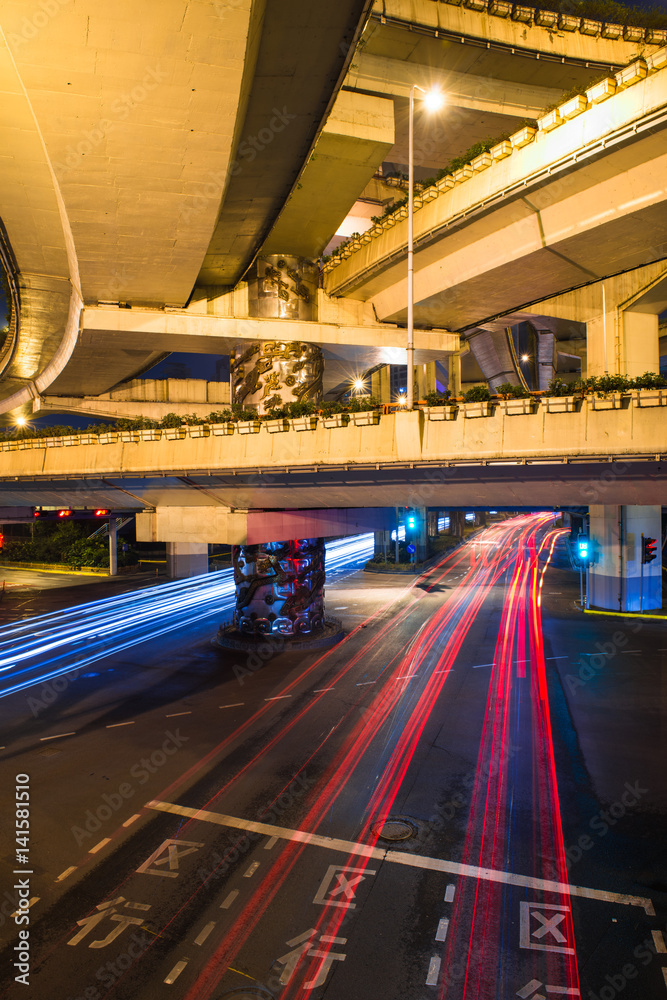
[35,379,230,421]
[262,90,394,258]
[346,52,561,118]
[136,506,395,544]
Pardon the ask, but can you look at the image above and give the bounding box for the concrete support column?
[371,366,391,404]
[108,518,117,577]
[589,505,662,611]
[448,353,461,398]
[167,542,209,579]
[415,363,436,401]
[417,506,428,562]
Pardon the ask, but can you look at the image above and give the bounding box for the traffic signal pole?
[109,518,118,577]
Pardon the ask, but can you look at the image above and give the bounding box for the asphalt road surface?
[0,516,665,1000]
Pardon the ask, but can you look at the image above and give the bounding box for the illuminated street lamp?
[408,85,445,410]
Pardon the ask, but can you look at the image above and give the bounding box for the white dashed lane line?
[194,922,216,946]
[106,721,135,728]
[89,838,111,854]
[264,695,292,701]
[55,866,77,883]
[652,930,667,953]
[435,917,449,942]
[426,956,441,986]
[220,890,239,909]
[219,703,244,708]
[40,732,76,741]
[165,711,192,717]
[444,884,455,902]
[244,862,260,878]
[164,959,188,984]
[314,688,335,693]
[123,813,141,827]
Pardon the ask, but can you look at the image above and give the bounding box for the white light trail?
[0,534,374,698]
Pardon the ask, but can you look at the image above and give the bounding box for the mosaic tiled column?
[232,538,325,636]
[231,255,323,416]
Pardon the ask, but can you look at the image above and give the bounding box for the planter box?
[264,418,289,433]
[436,175,456,192]
[601,22,622,39]
[510,126,536,149]
[512,4,533,23]
[499,397,537,415]
[464,0,487,10]
[489,0,512,15]
[537,109,562,132]
[491,139,512,160]
[62,435,82,446]
[188,425,210,438]
[321,413,350,428]
[631,389,667,407]
[211,422,235,436]
[453,165,474,183]
[646,29,667,46]
[586,78,616,104]
[471,152,492,171]
[559,94,587,120]
[648,47,667,72]
[44,435,66,447]
[236,419,261,434]
[462,401,494,418]
[78,434,99,445]
[616,60,647,89]
[98,432,118,445]
[424,405,458,421]
[580,17,601,35]
[623,25,644,42]
[138,429,161,442]
[588,392,628,411]
[118,430,140,443]
[1,441,19,450]
[535,9,558,26]
[350,410,380,426]
[421,186,439,202]
[163,427,187,440]
[558,13,579,30]
[289,415,318,431]
[541,395,579,413]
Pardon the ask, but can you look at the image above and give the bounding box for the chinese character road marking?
[276,929,347,989]
[519,902,575,955]
[67,897,151,949]
[313,864,376,910]
[136,839,204,878]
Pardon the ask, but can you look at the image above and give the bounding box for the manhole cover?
[373,818,416,842]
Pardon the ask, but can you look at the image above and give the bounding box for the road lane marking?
[164,959,188,984]
[652,930,667,952]
[314,688,335,693]
[472,663,494,668]
[264,695,292,701]
[40,732,75,741]
[166,711,192,717]
[662,968,667,988]
[55,866,77,882]
[194,922,216,946]
[123,813,141,827]
[146,800,654,913]
[220,890,239,909]
[265,837,278,849]
[435,917,449,942]
[426,956,441,986]
[219,703,244,708]
[10,897,38,918]
[356,681,375,686]
[244,862,260,877]
[396,674,417,680]
[106,721,135,728]
[89,838,111,854]
[445,884,455,902]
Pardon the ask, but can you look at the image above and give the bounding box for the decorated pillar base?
[214,537,344,651]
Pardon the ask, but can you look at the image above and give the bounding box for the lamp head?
[423,89,445,112]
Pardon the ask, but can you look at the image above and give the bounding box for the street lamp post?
[407,85,444,410]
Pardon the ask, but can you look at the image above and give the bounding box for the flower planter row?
[0,411,382,451]
[324,45,667,274]
[425,388,667,419]
[443,0,666,47]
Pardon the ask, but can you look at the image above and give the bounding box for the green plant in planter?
[633,371,667,390]
[545,377,579,398]
[159,412,184,428]
[207,409,234,423]
[285,400,317,418]
[319,400,345,416]
[232,406,260,422]
[589,374,632,396]
[425,390,452,406]
[462,384,492,403]
[496,382,530,400]
[345,395,380,413]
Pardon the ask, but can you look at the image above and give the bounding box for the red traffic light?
[33,509,42,518]
[642,536,658,564]
[94,509,110,517]
[57,509,72,518]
